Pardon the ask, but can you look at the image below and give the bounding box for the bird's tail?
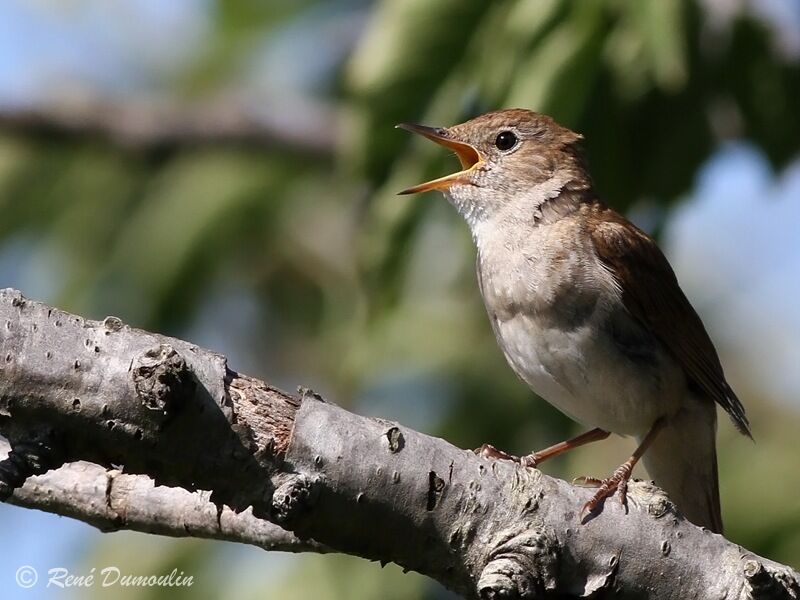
[640,401,723,533]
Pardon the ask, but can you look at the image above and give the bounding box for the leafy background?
[0,0,799,598]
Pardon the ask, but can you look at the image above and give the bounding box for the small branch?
[0,288,797,599]
[1,438,327,554]
[0,98,337,154]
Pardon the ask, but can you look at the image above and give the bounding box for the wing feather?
[589,207,751,437]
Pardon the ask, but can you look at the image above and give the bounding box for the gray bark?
[0,288,797,599]
[1,438,326,553]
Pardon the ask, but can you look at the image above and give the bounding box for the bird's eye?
[494,131,518,151]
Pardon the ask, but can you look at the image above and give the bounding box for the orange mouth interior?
[396,124,482,194]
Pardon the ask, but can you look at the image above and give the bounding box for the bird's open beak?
[396,123,482,195]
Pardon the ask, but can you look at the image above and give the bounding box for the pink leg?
[476,427,611,467]
[575,418,666,517]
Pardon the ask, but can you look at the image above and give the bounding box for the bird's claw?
[475,443,517,462]
[573,476,603,487]
[576,462,634,518]
[474,444,538,468]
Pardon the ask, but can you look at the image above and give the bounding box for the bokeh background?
[1,0,799,598]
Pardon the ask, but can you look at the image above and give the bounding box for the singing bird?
[397,109,750,533]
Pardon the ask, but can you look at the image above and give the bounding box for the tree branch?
[0,99,337,154]
[0,288,797,599]
[1,438,327,554]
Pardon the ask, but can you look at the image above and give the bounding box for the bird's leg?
[575,418,666,518]
[518,427,610,468]
[476,427,610,467]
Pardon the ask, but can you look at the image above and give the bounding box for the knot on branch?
[102,316,124,332]
[478,527,558,599]
[133,344,194,416]
[297,386,326,403]
[631,480,678,522]
[2,288,27,310]
[0,436,63,500]
[270,474,320,525]
[744,558,800,599]
[384,426,405,453]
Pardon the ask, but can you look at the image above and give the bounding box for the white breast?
[494,310,683,435]
[475,217,685,436]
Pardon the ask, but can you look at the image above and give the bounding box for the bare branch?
[1,438,327,553]
[0,288,797,599]
[0,98,337,154]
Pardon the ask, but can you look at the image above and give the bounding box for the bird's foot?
[474,444,538,468]
[475,443,517,462]
[574,461,635,518]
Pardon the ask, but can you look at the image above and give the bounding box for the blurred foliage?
[0,0,799,597]
[350,0,800,312]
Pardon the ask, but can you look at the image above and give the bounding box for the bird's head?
[398,109,587,229]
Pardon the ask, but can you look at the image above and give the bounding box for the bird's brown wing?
[589,208,751,437]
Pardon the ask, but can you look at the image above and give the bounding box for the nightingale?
[397,109,750,533]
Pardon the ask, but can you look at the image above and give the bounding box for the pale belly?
[494,311,685,436]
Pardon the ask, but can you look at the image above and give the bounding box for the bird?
[396,109,750,533]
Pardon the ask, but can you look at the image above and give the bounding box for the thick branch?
[0,288,797,599]
[0,99,337,154]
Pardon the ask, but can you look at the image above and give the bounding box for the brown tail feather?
[640,400,723,533]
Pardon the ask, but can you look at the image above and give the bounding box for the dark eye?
[494,131,518,151]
